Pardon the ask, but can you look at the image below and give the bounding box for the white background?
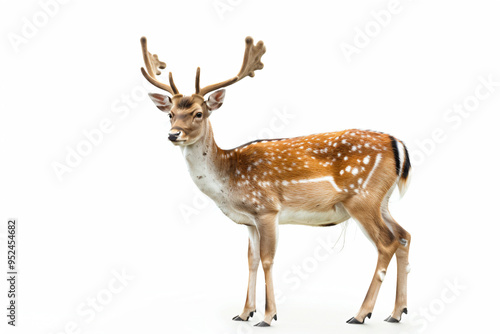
[1,0,499,333]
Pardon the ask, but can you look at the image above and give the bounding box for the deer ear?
[206,89,226,113]
[148,93,173,112]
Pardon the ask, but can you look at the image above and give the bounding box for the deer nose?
[168,130,181,142]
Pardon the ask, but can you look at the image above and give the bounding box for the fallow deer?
[140,36,412,327]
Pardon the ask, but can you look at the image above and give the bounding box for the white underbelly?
[278,205,350,226]
[217,203,255,226]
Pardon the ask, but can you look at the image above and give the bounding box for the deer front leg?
[233,226,259,322]
[254,213,279,327]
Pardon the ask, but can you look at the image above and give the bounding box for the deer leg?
[386,231,411,322]
[345,204,399,324]
[233,226,260,321]
[381,206,412,323]
[383,244,410,322]
[346,245,397,324]
[254,214,279,327]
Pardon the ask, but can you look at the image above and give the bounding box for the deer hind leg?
[381,206,411,323]
[233,226,259,322]
[344,202,400,324]
[254,213,279,327]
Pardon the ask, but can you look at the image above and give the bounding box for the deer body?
[140,36,412,327]
[182,121,407,227]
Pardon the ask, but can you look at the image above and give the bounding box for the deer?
[140,36,412,327]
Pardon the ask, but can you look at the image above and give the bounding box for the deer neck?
[180,121,230,199]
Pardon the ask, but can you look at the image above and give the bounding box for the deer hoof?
[254,314,276,327]
[384,308,407,323]
[232,310,256,322]
[346,312,371,324]
[254,321,270,327]
[384,316,400,323]
[346,317,363,324]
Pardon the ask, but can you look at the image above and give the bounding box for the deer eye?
[195,112,203,118]
[168,113,173,119]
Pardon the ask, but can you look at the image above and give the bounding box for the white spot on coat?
[294,176,342,192]
[363,153,382,188]
[378,269,386,282]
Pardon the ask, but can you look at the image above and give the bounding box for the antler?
[140,37,179,95]
[196,36,266,97]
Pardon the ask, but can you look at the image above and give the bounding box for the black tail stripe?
[402,144,411,179]
[389,136,400,175]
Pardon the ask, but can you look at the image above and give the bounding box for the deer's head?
[140,36,266,146]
